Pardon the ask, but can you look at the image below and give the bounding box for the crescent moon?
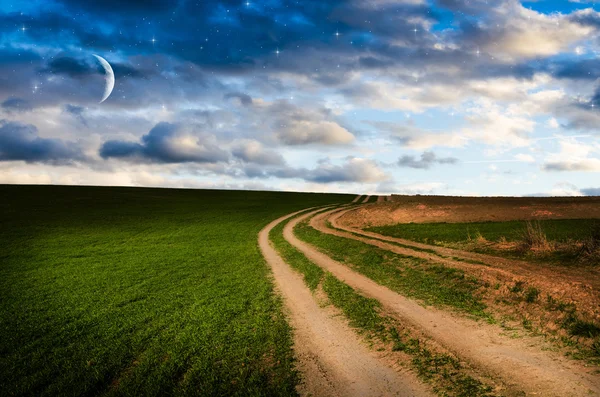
[93,54,115,103]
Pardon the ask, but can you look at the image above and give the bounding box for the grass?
[0,185,351,396]
[321,273,386,334]
[368,219,600,265]
[295,220,490,319]
[524,287,540,303]
[269,214,495,397]
[389,329,494,397]
[269,219,324,291]
[369,219,597,244]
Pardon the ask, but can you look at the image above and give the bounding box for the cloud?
[581,187,600,196]
[1,97,32,113]
[550,182,584,196]
[43,57,95,78]
[276,120,354,145]
[514,153,535,163]
[258,100,355,146]
[54,0,175,15]
[99,122,229,164]
[0,120,84,164]
[63,104,88,126]
[543,159,600,171]
[542,139,600,171]
[452,1,596,61]
[553,58,600,80]
[224,92,253,106]
[303,158,387,183]
[461,101,536,147]
[266,157,388,184]
[231,140,285,165]
[370,121,465,149]
[397,151,458,169]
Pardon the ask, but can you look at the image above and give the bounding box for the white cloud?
[542,138,600,171]
[482,2,596,60]
[276,120,354,145]
[231,140,286,165]
[514,153,535,163]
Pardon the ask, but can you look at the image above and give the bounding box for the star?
[275,48,280,57]
[476,47,480,57]
[335,31,340,39]
[151,37,157,45]
[20,25,27,33]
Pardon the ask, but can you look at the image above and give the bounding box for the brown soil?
[342,195,600,227]
[286,208,600,396]
[377,195,386,203]
[258,210,433,397]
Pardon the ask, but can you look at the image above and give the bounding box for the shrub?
[518,221,552,252]
[592,338,600,357]
[525,287,540,303]
[570,319,600,338]
[509,281,525,294]
[579,222,600,264]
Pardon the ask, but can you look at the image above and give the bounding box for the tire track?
[259,209,432,397]
[284,209,600,397]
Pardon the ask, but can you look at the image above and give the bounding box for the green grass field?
[0,185,350,396]
[368,219,598,244]
[368,219,600,265]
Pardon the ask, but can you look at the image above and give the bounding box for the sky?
[1,0,600,196]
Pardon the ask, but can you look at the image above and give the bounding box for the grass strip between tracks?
[296,218,491,320]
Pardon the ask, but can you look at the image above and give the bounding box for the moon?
[93,54,114,103]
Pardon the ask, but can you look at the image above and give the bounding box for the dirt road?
[326,207,600,317]
[362,195,371,203]
[259,209,433,397]
[285,208,600,397]
[351,195,361,203]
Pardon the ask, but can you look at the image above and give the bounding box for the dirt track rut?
[285,208,600,397]
[259,209,432,397]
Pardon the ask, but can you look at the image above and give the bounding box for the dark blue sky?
[1,0,599,195]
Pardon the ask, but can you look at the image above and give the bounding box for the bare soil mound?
[342,195,600,228]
